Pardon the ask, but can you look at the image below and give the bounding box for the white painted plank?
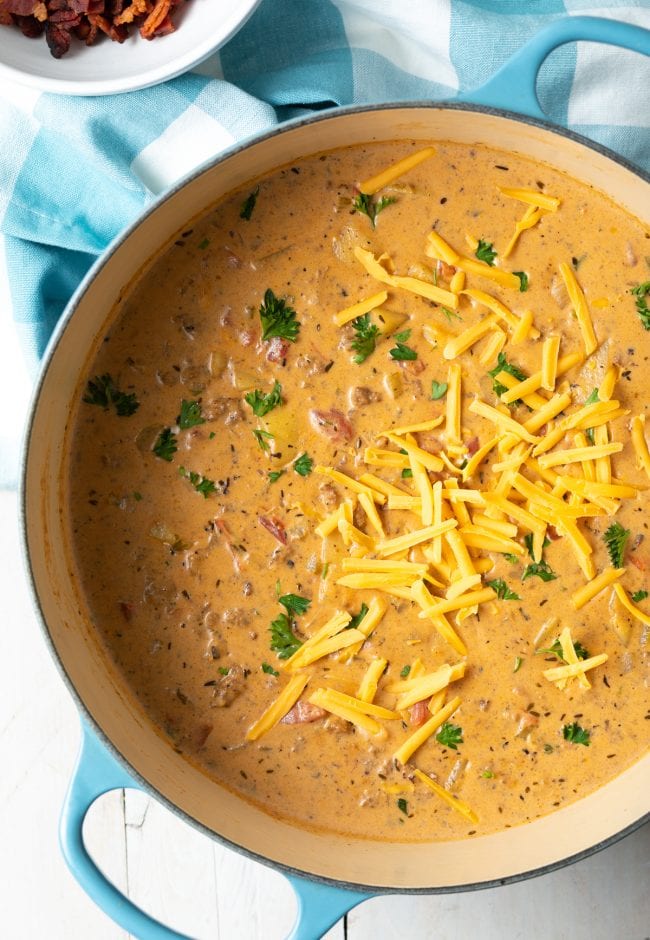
[0,491,128,940]
[347,822,650,940]
[123,788,220,939]
[213,844,345,940]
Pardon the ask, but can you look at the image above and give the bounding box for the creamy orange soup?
[66,140,650,841]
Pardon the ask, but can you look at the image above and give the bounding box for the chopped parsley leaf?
[585,388,600,405]
[440,305,463,323]
[293,453,314,477]
[563,722,591,746]
[488,352,526,399]
[514,271,529,292]
[436,722,463,750]
[631,281,650,330]
[401,468,413,479]
[481,770,494,779]
[631,590,648,603]
[252,428,273,452]
[475,239,497,266]
[397,797,409,815]
[153,428,177,462]
[352,192,396,228]
[521,559,557,583]
[83,373,140,417]
[245,380,283,417]
[503,553,519,565]
[400,664,411,678]
[178,466,217,498]
[279,593,311,617]
[351,313,380,364]
[259,289,300,343]
[133,491,143,501]
[218,666,230,676]
[268,470,284,483]
[431,380,448,400]
[177,398,205,429]
[389,339,418,361]
[269,613,303,659]
[537,638,589,662]
[197,237,210,250]
[262,661,279,676]
[603,522,630,568]
[486,579,521,601]
[240,186,259,221]
[524,533,551,557]
[348,602,369,630]
[513,656,524,673]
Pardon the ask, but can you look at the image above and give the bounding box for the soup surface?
[67,140,650,841]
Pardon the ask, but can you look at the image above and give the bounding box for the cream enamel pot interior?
[21,18,650,940]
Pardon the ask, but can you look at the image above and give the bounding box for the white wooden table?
[0,67,648,940]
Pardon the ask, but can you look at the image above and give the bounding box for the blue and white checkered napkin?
[1,0,650,375]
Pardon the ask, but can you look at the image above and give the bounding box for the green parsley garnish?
[352,192,396,228]
[218,666,230,676]
[177,399,205,429]
[259,289,300,343]
[252,428,273,452]
[262,662,279,676]
[269,614,303,659]
[522,559,557,583]
[83,374,139,417]
[197,237,210,250]
[631,281,650,330]
[240,186,259,221]
[503,553,519,565]
[294,453,314,477]
[603,522,630,568]
[245,380,283,417]
[436,722,463,750]
[400,664,411,678]
[401,468,413,479]
[514,271,529,292]
[133,491,143,501]
[153,428,177,462]
[397,797,409,815]
[488,352,526,399]
[351,313,380,364]
[585,388,600,405]
[631,590,648,603]
[178,466,216,498]
[440,305,463,323]
[481,770,494,779]
[389,331,417,361]
[348,603,369,630]
[513,656,524,673]
[279,593,311,617]
[521,533,556,582]
[486,579,521,601]
[536,638,589,662]
[431,380,448,400]
[563,722,591,746]
[475,239,497,266]
[268,470,284,483]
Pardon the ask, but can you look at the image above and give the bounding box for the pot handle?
[285,874,371,940]
[458,15,650,120]
[60,721,192,940]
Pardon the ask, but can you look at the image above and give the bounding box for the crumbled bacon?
[409,699,430,727]
[265,336,290,363]
[466,436,480,456]
[281,701,326,724]
[258,515,288,545]
[309,408,354,443]
[436,259,457,282]
[0,0,187,56]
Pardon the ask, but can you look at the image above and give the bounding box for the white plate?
[0,0,261,96]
